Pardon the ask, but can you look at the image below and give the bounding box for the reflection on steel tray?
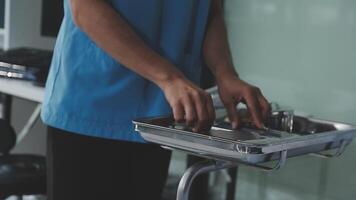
[133,110,356,169]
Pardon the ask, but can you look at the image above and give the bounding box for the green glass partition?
[224,0,356,199]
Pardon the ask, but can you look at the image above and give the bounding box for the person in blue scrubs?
[41,0,270,199]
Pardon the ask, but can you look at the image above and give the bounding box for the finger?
[206,95,216,127]
[182,96,197,127]
[172,101,184,123]
[225,100,239,129]
[199,93,216,132]
[244,92,263,128]
[192,93,210,132]
[257,93,271,120]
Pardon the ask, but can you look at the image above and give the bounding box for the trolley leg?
[176,160,236,200]
[226,167,238,200]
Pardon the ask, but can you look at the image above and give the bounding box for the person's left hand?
[216,74,270,129]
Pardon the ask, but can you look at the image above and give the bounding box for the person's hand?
[217,74,270,129]
[161,77,215,132]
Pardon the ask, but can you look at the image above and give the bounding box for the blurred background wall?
[224,0,356,199]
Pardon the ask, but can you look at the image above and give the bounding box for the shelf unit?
[0,0,56,50]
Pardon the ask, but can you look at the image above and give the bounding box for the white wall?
[4,0,56,50]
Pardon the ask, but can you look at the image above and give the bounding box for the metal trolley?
[133,110,356,200]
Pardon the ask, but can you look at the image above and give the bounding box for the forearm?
[203,0,238,82]
[70,0,184,88]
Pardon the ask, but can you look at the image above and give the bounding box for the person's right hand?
[160,77,215,132]
[217,75,270,129]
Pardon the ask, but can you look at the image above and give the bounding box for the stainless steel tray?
[133,111,356,170]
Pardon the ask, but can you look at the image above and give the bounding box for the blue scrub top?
[41,0,211,143]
